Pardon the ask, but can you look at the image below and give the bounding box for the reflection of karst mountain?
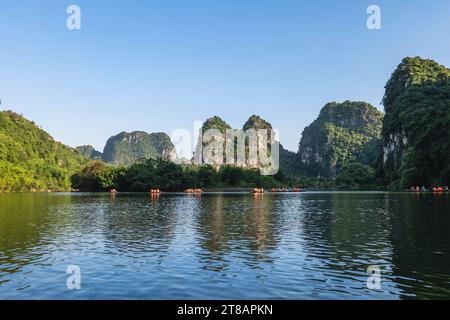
[300,193,393,261]
[298,193,450,299]
[194,194,281,271]
[387,194,450,299]
[297,193,395,296]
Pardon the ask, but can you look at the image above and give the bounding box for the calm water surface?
[0,192,449,299]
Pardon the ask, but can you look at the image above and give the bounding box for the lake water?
[0,192,449,300]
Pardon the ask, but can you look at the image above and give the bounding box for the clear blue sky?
[1,0,450,152]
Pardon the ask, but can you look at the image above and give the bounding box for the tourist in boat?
[444,186,449,192]
[421,186,428,192]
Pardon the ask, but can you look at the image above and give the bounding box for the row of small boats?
[251,187,302,194]
[184,189,203,194]
[270,187,301,193]
[110,187,303,195]
[408,186,449,193]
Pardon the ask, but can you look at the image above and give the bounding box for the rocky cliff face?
[242,115,276,168]
[102,131,177,165]
[381,57,450,187]
[194,116,231,165]
[298,101,383,177]
[194,114,299,176]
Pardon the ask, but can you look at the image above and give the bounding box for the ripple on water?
[0,192,449,299]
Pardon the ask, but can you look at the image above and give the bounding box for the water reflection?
[296,193,397,298]
[0,192,449,299]
[102,195,177,254]
[0,194,73,286]
[195,194,280,272]
[388,194,450,299]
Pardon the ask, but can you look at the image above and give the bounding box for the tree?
[336,163,376,190]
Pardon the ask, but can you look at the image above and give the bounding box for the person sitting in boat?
[409,186,416,192]
[421,186,427,192]
[444,186,449,192]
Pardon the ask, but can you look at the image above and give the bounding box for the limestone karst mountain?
[298,101,383,178]
[101,131,177,166]
[380,57,450,188]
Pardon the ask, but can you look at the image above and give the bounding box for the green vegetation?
[298,101,383,178]
[335,163,377,190]
[0,110,89,192]
[201,116,232,134]
[72,159,289,192]
[71,161,124,191]
[380,57,450,189]
[243,115,272,132]
[279,146,302,177]
[281,162,378,191]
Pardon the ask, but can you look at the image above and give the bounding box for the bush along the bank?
[72,158,289,192]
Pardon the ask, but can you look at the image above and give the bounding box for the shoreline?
[3,190,449,195]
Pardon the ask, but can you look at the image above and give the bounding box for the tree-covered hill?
[380,57,450,188]
[0,110,89,191]
[298,101,383,178]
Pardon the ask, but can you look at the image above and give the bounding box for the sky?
[1,0,450,152]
